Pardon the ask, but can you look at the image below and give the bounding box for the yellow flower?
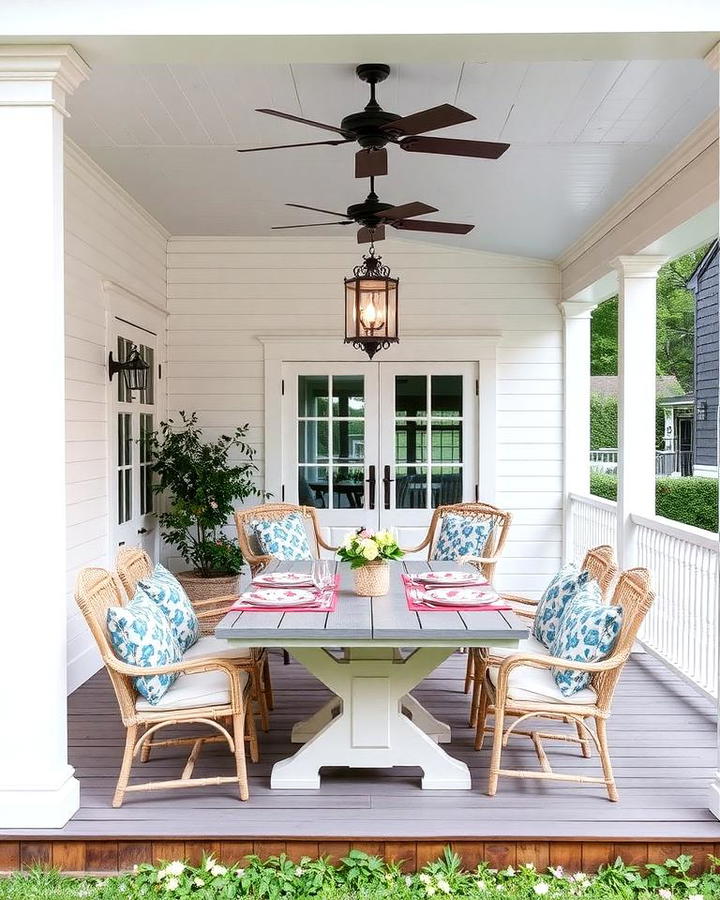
[360,538,379,560]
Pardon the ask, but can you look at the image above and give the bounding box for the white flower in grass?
[437,877,451,894]
[475,879,486,892]
[210,864,227,877]
[204,858,216,871]
[164,877,179,891]
[688,895,704,900]
[419,873,432,885]
[166,861,185,877]
[501,866,515,877]
[572,872,588,882]
[497,885,505,892]
[534,883,550,896]
[118,886,127,894]
[405,876,413,886]
[523,862,536,871]
[193,877,205,888]
[426,888,436,897]
[658,891,673,900]
[235,868,245,877]
[294,866,304,876]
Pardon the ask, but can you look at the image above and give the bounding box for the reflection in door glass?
[333,466,365,509]
[298,466,328,508]
[395,375,427,417]
[298,421,329,464]
[431,466,462,507]
[332,375,364,417]
[396,466,427,508]
[431,419,462,463]
[395,420,427,463]
[332,420,364,464]
[431,375,462,417]
[298,375,329,417]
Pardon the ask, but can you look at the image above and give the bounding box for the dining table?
[216,559,528,790]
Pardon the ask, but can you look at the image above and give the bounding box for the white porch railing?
[590,448,694,476]
[568,493,719,700]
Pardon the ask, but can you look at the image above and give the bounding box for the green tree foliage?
[590,244,710,391]
[590,394,617,449]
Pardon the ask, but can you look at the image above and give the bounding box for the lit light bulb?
[359,291,385,331]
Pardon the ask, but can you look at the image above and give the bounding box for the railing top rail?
[568,492,618,512]
[631,511,719,552]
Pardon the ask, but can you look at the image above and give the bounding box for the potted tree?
[149,411,266,604]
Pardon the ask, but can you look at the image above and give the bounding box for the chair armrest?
[501,592,539,608]
[316,535,339,552]
[495,651,624,695]
[193,594,236,609]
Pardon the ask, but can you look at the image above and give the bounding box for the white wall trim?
[557,113,719,272]
[260,334,500,507]
[694,464,719,478]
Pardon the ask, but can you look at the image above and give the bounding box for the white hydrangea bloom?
[534,883,550,896]
[166,861,185,877]
[210,864,227,877]
[164,877,179,891]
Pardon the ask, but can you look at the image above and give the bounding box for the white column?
[560,301,595,562]
[612,255,667,572]
[0,46,89,827]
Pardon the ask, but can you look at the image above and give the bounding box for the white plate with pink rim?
[416,570,488,586]
[238,589,318,608]
[252,572,314,588]
[423,587,499,607]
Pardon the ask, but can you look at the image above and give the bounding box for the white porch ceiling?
[65,59,718,258]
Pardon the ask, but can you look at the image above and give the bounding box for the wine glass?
[312,559,332,595]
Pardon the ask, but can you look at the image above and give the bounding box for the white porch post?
[0,46,89,827]
[612,255,667,572]
[561,301,595,563]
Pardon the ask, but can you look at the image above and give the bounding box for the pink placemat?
[229,574,340,613]
[402,574,511,612]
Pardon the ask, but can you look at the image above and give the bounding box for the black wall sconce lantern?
[108,344,150,394]
[344,241,399,359]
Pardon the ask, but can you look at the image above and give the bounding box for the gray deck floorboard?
[4,651,719,840]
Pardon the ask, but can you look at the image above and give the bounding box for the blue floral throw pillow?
[137,563,200,653]
[533,563,590,647]
[107,592,183,704]
[550,582,623,697]
[433,513,492,561]
[250,512,313,560]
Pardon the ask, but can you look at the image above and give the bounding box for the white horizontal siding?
[166,236,563,598]
[64,141,167,693]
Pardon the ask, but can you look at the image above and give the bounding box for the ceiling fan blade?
[357,225,386,244]
[391,219,475,235]
[399,135,510,159]
[384,103,475,136]
[255,108,348,136]
[355,148,388,178]
[237,138,351,153]
[272,221,353,230]
[286,202,349,217]
[380,201,438,221]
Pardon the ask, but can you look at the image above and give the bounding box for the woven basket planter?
[353,560,390,597]
[176,571,240,635]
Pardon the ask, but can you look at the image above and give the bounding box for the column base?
[709,772,720,820]
[0,765,79,829]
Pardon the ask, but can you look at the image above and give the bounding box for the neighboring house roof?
[590,375,684,399]
[687,238,719,292]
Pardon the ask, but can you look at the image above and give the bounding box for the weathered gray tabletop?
[216,560,528,791]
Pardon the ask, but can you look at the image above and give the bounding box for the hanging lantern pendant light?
[344,238,399,359]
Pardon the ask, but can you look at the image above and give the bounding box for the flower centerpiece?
[337,528,404,596]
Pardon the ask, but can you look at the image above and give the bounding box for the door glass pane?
[431,375,462,417]
[117,413,133,523]
[140,413,154,515]
[395,420,427,463]
[299,466,328,507]
[117,337,131,404]
[431,419,462,463]
[332,375,364,417]
[332,420,364,464]
[298,375,328,417]
[396,466,427,508]
[139,345,155,406]
[332,466,364,509]
[431,466,462,507]
[395,375,427,417]
[298,421,329,464]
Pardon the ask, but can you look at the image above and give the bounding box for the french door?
[110,317,159,557]
[282,362,477,550]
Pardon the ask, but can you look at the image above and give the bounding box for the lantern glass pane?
[386,280,398,339]
[345,282,358,340]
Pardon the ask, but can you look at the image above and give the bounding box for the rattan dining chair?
[466,544,618,714]
[116,547,274,733]
[75,567,258,807]
[475,568,654,801]
[235,503,338,574]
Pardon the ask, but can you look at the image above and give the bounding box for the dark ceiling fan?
[271,176,474,243]
[238,63,510,178]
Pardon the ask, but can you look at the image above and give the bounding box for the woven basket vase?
[353,560,390,597]
[176,571,240,635]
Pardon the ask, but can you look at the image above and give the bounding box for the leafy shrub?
[590,394,618,450]
[590,472,718,532]
[2,851,720,899]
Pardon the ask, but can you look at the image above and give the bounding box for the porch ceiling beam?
[0,43,89,829]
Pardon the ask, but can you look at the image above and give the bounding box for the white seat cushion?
[490,634,550,660]
[489,662,597,705]
[183,635,252,661]
[135,667,248,712]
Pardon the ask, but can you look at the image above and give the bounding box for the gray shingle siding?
[689,242,719,469]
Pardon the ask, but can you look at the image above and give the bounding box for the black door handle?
[383,465,394,509]
[366,465,376,510]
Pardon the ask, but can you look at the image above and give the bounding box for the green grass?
[1,850,719,899]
